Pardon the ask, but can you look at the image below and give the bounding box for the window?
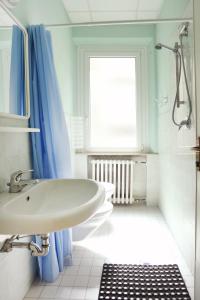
[77,47,148,151]
[90,57,137,149]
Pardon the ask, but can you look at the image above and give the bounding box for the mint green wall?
[72,24,155,39]
[72,25,158,152]
[0,29,12,41]
[159,0,192,18]
[50,27,74,116]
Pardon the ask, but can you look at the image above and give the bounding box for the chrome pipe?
[29,234,50,257]
[0,234,50,257]
[0,18,193,30]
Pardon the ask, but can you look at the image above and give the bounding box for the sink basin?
[0,179,105,235]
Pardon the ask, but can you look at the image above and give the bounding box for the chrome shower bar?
[0,18,193,30]
[155,22,192,129]
[46,18,193,28]
[155,41,183,108]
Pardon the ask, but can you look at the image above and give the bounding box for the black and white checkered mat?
[98,264,191,300]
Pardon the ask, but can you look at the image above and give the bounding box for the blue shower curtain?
[28,25,72,282]
[10,26,25,115]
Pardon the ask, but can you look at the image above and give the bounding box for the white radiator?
[90,159,146,204]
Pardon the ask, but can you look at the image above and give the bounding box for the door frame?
[193,0,200,298]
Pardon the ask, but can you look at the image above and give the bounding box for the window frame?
[77,45,149,152]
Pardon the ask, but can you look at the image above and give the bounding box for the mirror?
[0,2,30,119]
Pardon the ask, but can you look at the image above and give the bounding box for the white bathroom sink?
[0,179,105,235]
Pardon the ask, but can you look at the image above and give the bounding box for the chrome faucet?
[7,170,39,193]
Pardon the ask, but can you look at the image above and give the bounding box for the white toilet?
[72,182,114,241]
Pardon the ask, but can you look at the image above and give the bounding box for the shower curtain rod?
[44,18,193,28]
[0,17,193,29]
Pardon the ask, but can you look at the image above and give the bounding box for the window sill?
[75,149,158,155]
[0,127,40,133]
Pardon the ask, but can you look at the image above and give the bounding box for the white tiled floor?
[24,206,194,300]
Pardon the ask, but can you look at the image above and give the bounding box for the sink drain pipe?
[0,234,50,256]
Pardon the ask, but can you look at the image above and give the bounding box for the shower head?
[155,43,179,53]
[155,43,163,50]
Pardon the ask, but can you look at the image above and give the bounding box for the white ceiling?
[62,0,164,24]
